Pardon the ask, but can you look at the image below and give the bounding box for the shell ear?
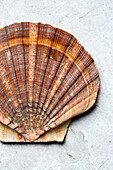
[0,22,99,142]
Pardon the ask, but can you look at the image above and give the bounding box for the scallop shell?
[0,22,99,142]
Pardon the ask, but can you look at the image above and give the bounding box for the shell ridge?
[35,25,57,128]
[47,92,98,129]
[5,24,31,130]
[33,23,48,113]
[33,24,57,116]
[42,64,99,128]
[5,25,23,110]
[22,22,29,109]
[5,22,29,135]
[38,30,73,118]
[50,62,98,116]
[38,45,85,130]
[16,23,27,108]
[23,22,39,138]
[54,89,99,127]
[0,27,21,112]
[0,57,16,115]
[43,77,99,129]
[41,37,82,114]
[32,23,39,114]
[36,27,58,113]
[42,47,86,116]
[0,91,15,124]
[0,94,12,117]
[27,23,38,109]
[0,108,11,124]
[42,55,94,122]
[21,22,28,109]
[0,57,19,111]
[39,40,82,125]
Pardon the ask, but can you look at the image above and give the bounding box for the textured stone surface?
[0,0,113,169]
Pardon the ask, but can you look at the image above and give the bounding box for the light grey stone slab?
[0,0,113,169]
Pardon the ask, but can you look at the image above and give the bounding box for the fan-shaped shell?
[0,22,99,142]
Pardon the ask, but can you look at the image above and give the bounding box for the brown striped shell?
[0,22,99,142]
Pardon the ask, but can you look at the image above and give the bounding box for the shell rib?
[0,22,99,142]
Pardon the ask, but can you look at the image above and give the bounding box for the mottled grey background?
[0,0,113,169]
